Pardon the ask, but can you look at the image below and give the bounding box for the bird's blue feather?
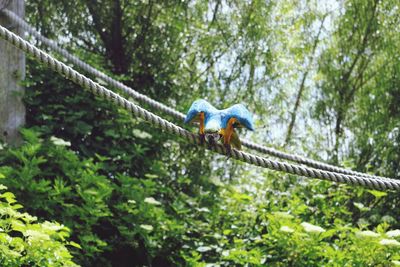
[185,99,254,131]
[221,104,254,131]
[184,99,218,124]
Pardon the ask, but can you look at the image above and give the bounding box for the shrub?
[0,171,77,266]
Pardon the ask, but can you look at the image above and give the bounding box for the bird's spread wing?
[184,99,218,124]
[223,104,255,131]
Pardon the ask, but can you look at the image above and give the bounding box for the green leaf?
[223,229,232,235]
[69,241,82,249]
[367,190,387,199]
[1,192,16,203]
[354,202,369,212]
[11,204,23,210]
[50,136,71,146]
[11,220,26,232]
[196,246,212,252]
[144,197,161,205]
[140,224,154,232]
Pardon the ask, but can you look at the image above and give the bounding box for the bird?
[184,99,254,153]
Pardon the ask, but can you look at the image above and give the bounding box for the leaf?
[367,190,387,199]
[196,246,212,252]
[24,229,51,241]
[144,173,158,179]
[301,222,325,233]
[1,192,16,204]
[11,204,23,210]
[353,202,369,212]
[19,128,40,144]
[232,192,253,202]
[279,226,295,233]
[12,220,26,232]
[223,229,232,235]
[132,129,152,139]
[196,207,210,213]
[50,136,71,147]
[144,197,161,205]
[69,241,82,249]
[140,224,153,232]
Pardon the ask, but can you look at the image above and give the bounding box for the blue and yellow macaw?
[184,99,254,152]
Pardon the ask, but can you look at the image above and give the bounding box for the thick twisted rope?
[2,9,393,183]
[0,23,399,191]
[240,141,395,182]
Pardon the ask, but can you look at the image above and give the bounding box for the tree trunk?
[85,0,128,74]
[0,0,25,145]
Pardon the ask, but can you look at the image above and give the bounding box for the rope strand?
[0,23,398,191]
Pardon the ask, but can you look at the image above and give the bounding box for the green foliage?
[0,170,77,266]
[0,129,112,265]
[175,178,400,266]
[0,129,218,266]
[3,128,399,266]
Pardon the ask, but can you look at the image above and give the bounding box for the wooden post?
[0,0,25,145]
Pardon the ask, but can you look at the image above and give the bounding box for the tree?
[316,0,381,163]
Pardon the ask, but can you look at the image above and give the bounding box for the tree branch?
[284,14,327,146]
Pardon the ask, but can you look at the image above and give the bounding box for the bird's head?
[204,114,223,143]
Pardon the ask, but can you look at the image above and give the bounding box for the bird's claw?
[207,137,215,150]
[224,144,232,157]
[199,134,205,145]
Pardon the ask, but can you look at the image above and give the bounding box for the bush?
[2,129,400,266]
[0,171,77,266]
[0,129,218,266]
[177,185,400,266]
